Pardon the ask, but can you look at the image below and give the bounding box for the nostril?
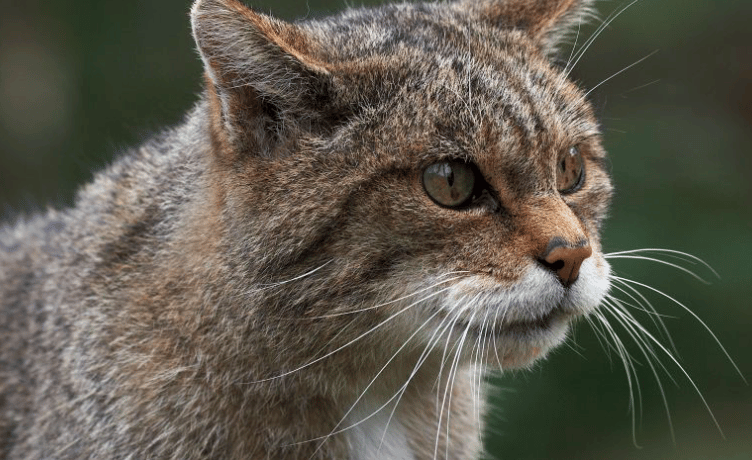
[538,258,564,272]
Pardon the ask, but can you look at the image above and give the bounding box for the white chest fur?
[345,396,416,460]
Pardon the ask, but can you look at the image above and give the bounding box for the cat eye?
[556,146,584,193]
[422,161,476,208]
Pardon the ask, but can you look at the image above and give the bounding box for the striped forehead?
[315,3,596,139]
[422,50,599,188]
[440,50,596,145]
[314,5,602,191]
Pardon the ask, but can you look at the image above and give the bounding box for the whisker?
[254,260,334,290]
[306,274,468,319]
[608,286,677,320]
[620,78,661,96]
[434,311,463,460]
[608,280,679,355]
[448,308,479,460]
[564,0,641,78]
[606,297,727,438]
[490,300,506,372]
[605,248,719,279]
[583,314,616,364]
[603,297,679,441]
[433,296,467,407]
[554,16,583,91]
[606,296,683,388]
[606,254,711,284]
[473,305,493,436]
[320,312,443,443]
[592,309,642,447]
[561,338,588,360]
[563,18,582,72]
[612,276,746,383]
[242,286,455,384]
[468,310,483,436]
[436,299,478,460]
[304,305,452,454]
[378,313,459,454]
[584,49,659,98]
[605,128,628,134]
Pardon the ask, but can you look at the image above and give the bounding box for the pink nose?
[539,240,592,287]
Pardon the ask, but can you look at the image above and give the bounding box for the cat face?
[317,31,612,368]
[192,0,611,369]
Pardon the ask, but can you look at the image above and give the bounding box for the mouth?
[502,307,571,333]
[460,305,573,338]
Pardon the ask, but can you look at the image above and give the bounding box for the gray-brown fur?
[0,0,612,458]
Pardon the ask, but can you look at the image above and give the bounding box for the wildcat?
[0,0,616,458]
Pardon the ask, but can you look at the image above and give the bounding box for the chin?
[493,312,573,369]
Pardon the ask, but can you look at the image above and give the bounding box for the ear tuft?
[191,0,333,157]
[462,0,597,56]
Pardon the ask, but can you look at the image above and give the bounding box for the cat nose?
[538,239,592,287]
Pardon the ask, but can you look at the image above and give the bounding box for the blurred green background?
[0,0,749,459]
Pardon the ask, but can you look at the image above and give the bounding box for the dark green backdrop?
[1,1,750,459]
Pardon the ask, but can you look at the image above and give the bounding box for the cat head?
[190,0,612,370]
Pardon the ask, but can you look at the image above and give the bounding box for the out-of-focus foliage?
[1,1,749,459]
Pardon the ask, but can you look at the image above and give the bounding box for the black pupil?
[557,147,582,192]
[446,169,455,187]
[422,161,476,208]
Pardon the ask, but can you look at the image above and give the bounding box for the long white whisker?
[555,17,583,91]
[605,249,719,279]
[306,306,445,449]
[565,0,640,77]
[592,309,642,447]
[607,285,676,319]
[584,50,659,98]
[620,78,662,95]
[606,254,711,284]
[608,280,679,355]
[307,307,459,456]
[244,286,455,384]
[607,296,728,438]
[587,310,634,370]
[562,335,588,360]
[607,298,681,430]
[468,318,482,439]
[435,297,478,460]
[583,314,615,364]
[612,276,746,383]
[473,304,492,437]
[604,297,679,386]
[255,260,334,290]
[603,297,677,442]
[378,312,459,454]
[434,296,467,408]
[490,301,506,372]
[307,274,468,319]
[564,19,582,72]
[445,307,477,460]
[434,310,464,460]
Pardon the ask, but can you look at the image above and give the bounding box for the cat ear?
[191,0,333,158]
[461,0,596,56]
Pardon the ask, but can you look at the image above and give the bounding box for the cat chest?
[344,396,416,460]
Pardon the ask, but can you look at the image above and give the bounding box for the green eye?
[556,146,584,193]
[422,161,476,207]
